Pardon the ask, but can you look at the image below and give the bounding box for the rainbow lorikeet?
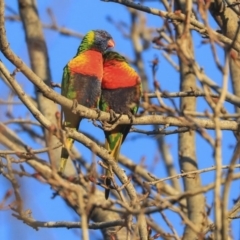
[59,30,115,174]
[100,51,142,199]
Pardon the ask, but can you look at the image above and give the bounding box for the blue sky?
[1,0,239,239]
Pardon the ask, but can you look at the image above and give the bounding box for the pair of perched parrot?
[59,30,141,199]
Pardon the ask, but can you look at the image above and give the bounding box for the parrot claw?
[101,121,111,130]
[101,110,123,131]
[71,99,79,114]
[101,121,119,131]
[127,111,135,123]
[109,109,118,122]
[95,108,101,119]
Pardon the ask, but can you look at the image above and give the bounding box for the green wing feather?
[59,65,82,174]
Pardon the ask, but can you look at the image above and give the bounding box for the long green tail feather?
[59,104,81,174]
[59,133,75,174]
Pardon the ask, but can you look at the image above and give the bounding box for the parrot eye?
[99,31,111,40]
[99,32,106,38]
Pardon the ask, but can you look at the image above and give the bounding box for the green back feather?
[75,30,95,56]
[103,51,128,63]
[61,65,70,96]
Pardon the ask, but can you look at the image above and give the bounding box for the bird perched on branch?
[59,30,115,174]
[100,51,142,199]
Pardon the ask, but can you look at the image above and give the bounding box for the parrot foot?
[71,99,79,114]
[109,109,118,122]
[95,108,101,119]
[101,121,119,131]
[127,111,135,123]
[101,110,122,131]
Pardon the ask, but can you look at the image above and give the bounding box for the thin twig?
[5,14,83,39]
[222,141,240,238]
[148,164,240,185]
[9,218,125,229]
[213,51,229,239]
[102,0,240,51]
[160,211,181,240]
[0,143,62,156]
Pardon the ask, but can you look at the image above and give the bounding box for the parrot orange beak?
[107,39,115,48]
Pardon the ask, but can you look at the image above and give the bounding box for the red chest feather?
[102,60,140,89]
[68,50,103,81]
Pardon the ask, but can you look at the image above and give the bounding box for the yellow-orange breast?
[102,60,140,89]
[68,50,103,80]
